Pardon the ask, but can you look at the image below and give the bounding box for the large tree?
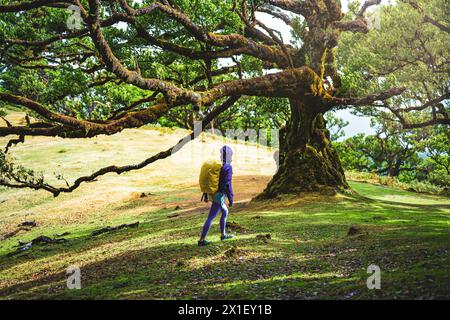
[0,0,448,197]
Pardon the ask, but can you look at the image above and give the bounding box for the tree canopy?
[0,0,448,197]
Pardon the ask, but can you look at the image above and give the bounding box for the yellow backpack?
[199,159,222,201]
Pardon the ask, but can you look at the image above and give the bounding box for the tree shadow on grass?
[1,231,449,299]
[0,238,376,299]
[1,188,449,299]
[0,208,204,271]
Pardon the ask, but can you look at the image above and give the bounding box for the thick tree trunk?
[387,159,403,177]
[258,98,349,199]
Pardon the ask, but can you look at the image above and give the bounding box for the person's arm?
[224,164,234,206]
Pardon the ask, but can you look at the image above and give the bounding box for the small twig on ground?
[18,220,37,228]
[8,235,67,256]
[0,221,37,242]
[91,222,140,237]
[1,229,25,241]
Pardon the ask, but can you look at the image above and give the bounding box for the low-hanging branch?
[0,67,338,140]
[0,0,73,12]
[0,96,240,196]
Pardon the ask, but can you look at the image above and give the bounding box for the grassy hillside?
[0,112,449,300]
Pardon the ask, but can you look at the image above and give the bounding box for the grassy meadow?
[0,112,449,300]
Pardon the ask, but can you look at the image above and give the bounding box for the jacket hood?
[220,145,233,164]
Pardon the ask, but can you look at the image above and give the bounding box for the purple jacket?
[218,163,233,205]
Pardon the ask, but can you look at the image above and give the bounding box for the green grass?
[0,181,449,300]
[346,171,445,195]
[0,114,448,299]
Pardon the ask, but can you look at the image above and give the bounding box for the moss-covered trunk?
[258,98,348,199]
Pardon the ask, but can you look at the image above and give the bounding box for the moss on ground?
[0,117,448,299]
[0,182,449,300]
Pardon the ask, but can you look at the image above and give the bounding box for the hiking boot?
[221,234,234,241]
[198,240,213,246]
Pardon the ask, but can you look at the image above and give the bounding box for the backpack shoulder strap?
[200,192,209,202]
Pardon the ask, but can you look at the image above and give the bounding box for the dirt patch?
[347,226,362,236]
[233,175,272,202]
[346,226,374,240]
[1,221,37,242]
[18,221,37,228]
[139,192,155,198]
[255,234,272,243]
[1,228,31,242]
[175,261,186,267]
[224,246,247,258]
[227,221,249,232]
[244,191,345,213]
[135,175,273,220]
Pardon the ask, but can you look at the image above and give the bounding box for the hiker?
[198,145,234,246]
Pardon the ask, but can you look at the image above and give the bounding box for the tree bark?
[258,98,349,199]
[388,158,403,177]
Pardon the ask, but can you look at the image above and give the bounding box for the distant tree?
[336,124,424,178]
[421,126,450,186]
[336,117,449,186]
[161,96,289,135]
[338,0,449,129]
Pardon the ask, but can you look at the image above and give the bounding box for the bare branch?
[357,0,382,17]
[0,0,72,12]
[401,0,450,34]
[0,96,241,196]
[257,5,294,26]
[330,87,407,109]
